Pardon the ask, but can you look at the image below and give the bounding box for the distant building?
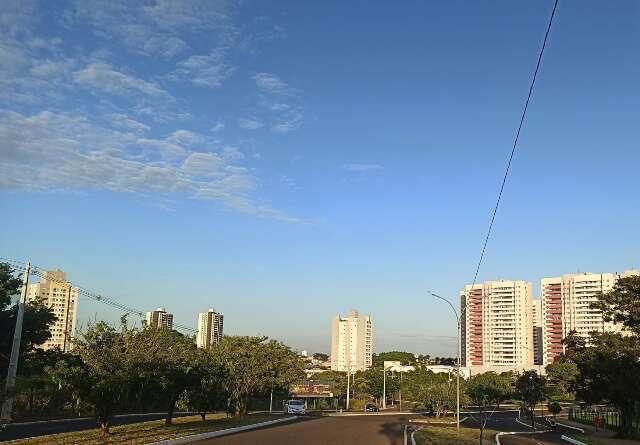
[532,299,543,365]
[26,269,78,352]
[196,308,223,348]
[146,307,173,329]
[301,350,308,357]
[541,269,640,365]
[330,310,373,372]
[460,280,534,367]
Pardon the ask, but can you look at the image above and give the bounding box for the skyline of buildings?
[330,310,373,372]
[18,265,640,367]
[26,269,78,352]
[460,268,639,370]
[197,308,224,349]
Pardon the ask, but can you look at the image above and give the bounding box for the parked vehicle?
[364,403,379,412]
[284,399,306,415]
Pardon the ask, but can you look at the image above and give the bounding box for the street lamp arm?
[428,291,459,323]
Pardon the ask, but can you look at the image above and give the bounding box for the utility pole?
[346,367,350,411]
[382,365,386,409]
[2,262,30,423]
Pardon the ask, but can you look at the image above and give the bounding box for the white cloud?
[251,72,304,133]
[237,117,264,130]
[210,122,225,132]
[181,152,223,177]
[73,62,169,98]
[0,110,299,222]
[170,50,234,88]
[253,72,289,95]
[341,163,384,172]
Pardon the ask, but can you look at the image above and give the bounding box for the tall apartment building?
[146,307,173,329]
[532,299,543,365]
[460,280,533,367]
[26,269,78,352]
[197,308,224,349]
[541,269,639,365]
[330,310,373,372]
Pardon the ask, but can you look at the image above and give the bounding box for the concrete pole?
[457,317,461,433]
[382,366,386,409]
[2,262,30,423]
[346,368,350,411]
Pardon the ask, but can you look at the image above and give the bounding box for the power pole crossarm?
[2,261,30,423]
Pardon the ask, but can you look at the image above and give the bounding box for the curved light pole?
[429,291,460,433]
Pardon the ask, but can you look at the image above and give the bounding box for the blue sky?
[1,1,638,356]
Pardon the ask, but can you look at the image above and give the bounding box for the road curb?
[561,434,587,445]
[146,416,298,445]
[495,430,547,445]
[555,422,585,433]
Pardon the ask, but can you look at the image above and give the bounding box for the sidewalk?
[558,419,640,445]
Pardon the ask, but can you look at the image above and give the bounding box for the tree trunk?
[531,409,535,429]
[201,412,206,421]
[479,427,484,445]
[100,421,110,437]
[165,396,176,425]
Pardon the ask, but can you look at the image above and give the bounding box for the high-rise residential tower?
[532,299,543,365]
[330,310,373,372]
[197,308,224,349]
[146,307,173,329]
[460,280,533,367]
[26,269,78,352]
[541,269,639,365]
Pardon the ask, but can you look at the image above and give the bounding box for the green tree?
[49,321,131,436]
[313,352,329,362]
[467,372,513,445]
[0,263,57,371]
[213,336,302,416]
[128,327,203,425]
[515,370,547,429]
[372,351,416,367]
[545,361,578,401]
[180,349,227,421]
[547,401,562,419]
[591,275,640,335]
[263,340,305,412]
[571,332,640,438]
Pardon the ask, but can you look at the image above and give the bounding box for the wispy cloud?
[73,62,169,98]
[0,110,300,223]
[251,72,304,133]
[341,163,384,172]
[237,117,264,130]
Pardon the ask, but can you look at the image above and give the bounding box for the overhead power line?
[470,0,559,288]
[0,257,197,334]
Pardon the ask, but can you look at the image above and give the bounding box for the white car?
[284,399,306,415]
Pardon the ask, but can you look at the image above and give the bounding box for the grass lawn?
[414,425,499,445]
[4,413,282,445]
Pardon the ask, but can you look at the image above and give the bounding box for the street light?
[429,291,461,433]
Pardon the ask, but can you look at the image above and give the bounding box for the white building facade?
[541,269,639,365]
[26,269,78,352]
[460,280,533,367]
[330,310,373,372]
[196,308,224,349]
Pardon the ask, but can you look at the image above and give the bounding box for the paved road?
[462,411,577,445]
[0,412,194,442]
[197,414,412,445]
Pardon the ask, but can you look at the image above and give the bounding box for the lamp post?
[429,291,460,433]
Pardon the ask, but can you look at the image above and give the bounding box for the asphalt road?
[0,412,194,442]
[196,414,412,445]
